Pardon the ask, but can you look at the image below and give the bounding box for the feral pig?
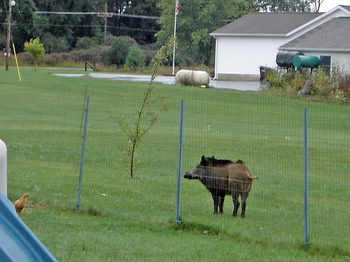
[183,155,258,217]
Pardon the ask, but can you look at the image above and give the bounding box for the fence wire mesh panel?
[2,77,349,256]
[308,104,350,253]
[2,80,87,207]
[180,92,350,254]
[181,93,305,249]
[79,83,181,223]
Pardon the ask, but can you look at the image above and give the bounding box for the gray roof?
[280,17,350,51]
[210,12,323,36]
[340,5,350,12]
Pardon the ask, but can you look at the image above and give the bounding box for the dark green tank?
[292,56,320,69]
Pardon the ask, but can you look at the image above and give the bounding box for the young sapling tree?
[113,39,174,178]
[24,38,45,71]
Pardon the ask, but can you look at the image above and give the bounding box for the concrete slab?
[53,73,268,91]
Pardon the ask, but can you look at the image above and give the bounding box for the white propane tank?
[175,70,210,87]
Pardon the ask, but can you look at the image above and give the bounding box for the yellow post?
[12,44,21,82]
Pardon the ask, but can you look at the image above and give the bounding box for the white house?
[280,17,350,73]
[210,5,350,81]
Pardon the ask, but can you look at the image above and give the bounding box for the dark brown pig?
[184,155,257,217]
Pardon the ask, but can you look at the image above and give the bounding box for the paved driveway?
[53,73,267,91]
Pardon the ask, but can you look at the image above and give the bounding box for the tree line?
[0,0,324,67]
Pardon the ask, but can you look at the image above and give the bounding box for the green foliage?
[121,0,160,44]
[106,36,130,67]
[197,63,210,72]
[283,72,309,95]
[75,37,96,50]
[112,44,172,177]
[32,0,106,48]
[1,68,350,260]
[156,0,252,66]
[113,85,170,177]
[24,38,45,71]
[149,37,175,69]
[0,0,327,66]
[336,72,350,98]
[8,46,110,68]
[140,43,162,66]
[124,44,145,70]
[264,68,282,91]
[9,0,38,53]
[265,67,350,102]
[255,0,313,12]
[40,33,69,53]
[311,69,335,96]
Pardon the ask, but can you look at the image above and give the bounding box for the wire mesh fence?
[180,94,350,253]
[2,78,349,254]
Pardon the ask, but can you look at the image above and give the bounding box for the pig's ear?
[200,155,206,166]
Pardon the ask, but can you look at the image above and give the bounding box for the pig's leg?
[218,193,225,214]
[240,192,249,218]
[232,191,240,217]
[212,193,219,214]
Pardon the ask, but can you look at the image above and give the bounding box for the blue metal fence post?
[304,108,309,249]
[176,100,184,225]
[76,96,90,211]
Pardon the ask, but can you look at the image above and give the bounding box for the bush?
[283,72,310,95]
[265,69,282,91]
[105,35,117,46]
[124,45,145,70]
[41,33,70,53]
[140,43,162,66]
[335,71,350,98]
[16,46,109,67]
[69,46,109,64]
[265,67,350,101]
[106,36,130,67]
[16,52,35,65]
[75,37,95,50]
[312,69,334,96]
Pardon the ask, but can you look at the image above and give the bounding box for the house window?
[320,56,331,73]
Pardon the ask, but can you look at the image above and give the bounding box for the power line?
[9,23,160,33]
[35,11,160,20]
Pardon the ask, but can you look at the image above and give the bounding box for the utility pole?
[172,0,179,76]
[98,3,112,45]
[6,0,15,71]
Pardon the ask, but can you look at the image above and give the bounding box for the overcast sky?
[319,0,350,12]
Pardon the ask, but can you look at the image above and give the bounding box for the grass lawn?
[1,67,349,261]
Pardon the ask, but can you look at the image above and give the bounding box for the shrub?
[106,36,130,67]
[16,52,35,65]
[124,45,145,70]
[336,72,350,98]
[265,67,350,101]
[265,69,282,91]
[312,69,334,96]
[105,35,117,46]
[283,72,310,95]
[75,37,95,50]
[69,46,109,64]
[41,33,70,53]
[140,43,161,66]
[24,38,45,71]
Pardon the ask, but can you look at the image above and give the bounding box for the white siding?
[331,53,350,73]
[212,7,350,80]
[304,51,350,73]
[216,36,287,76]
